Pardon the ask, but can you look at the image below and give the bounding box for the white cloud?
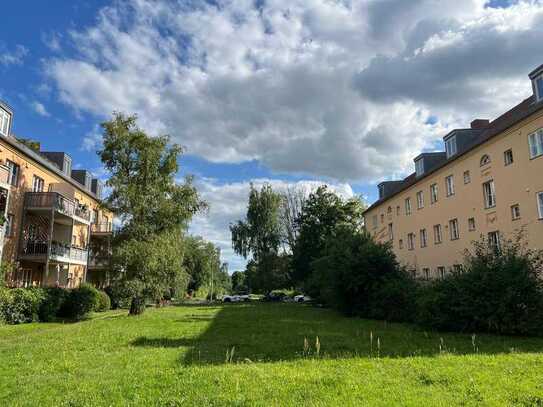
[189,178,356,272]
[46,1,543,184]
[31,101,50,117]
[0,45,28,66]
[81,126,102,152]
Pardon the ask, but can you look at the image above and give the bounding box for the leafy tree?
[245,253,291,294]
[231,271,248,293]
[279,185,307,252]
[100,113,205,315]
[292,185,365,287]
[230,183,282,261]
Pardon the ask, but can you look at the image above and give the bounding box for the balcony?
[91,222,113,235]
[24,192,91,224]
[88,251,110,269]
[20,240,88,266]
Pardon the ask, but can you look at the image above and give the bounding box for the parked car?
[294,295,311,303]
[264,291,287,302]
[222,295,241,303]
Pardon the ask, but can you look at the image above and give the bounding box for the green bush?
[416,235,543,335]
[0,287,45,324]
[60,283,100,320]
[310,225,418,322]
[38,287,68,322]
[104,284,131,309]
[95,290,111,312]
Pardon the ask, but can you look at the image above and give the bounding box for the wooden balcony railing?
[24,192,91,222]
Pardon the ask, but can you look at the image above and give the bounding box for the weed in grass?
[315,336,321,357]
[226,346,236,363]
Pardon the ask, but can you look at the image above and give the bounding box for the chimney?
[470,119,490,130]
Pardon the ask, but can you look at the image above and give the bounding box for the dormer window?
[63,156,72,176]
[415,159,424,177]
[0,107,10,136]
[534,74,543,102]
[445,135,457,158]
[378,184,385,199]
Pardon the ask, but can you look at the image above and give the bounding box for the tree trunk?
[129,296,146,315]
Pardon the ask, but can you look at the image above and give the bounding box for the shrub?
[416,235,543,335]
[0,287,45,324]
[104,284,131,309]
[38,287,68,322]
[95,290,111,312]
[310,225,418,322]
[60,283,100,320]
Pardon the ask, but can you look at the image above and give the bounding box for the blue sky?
[0,0,540,271]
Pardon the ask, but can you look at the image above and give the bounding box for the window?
[445,175,454,197]
[511,204,521,220]
[528,129,543,159]
[480,154,491,166]
[483,180,496,209]
[488,231,501,251]
[430,183,438,204]
[445,136,457,158]
[468,217,476,231]
[537,192,543,219]
[453,264,463,274]
[6,160,19,187]
[433,224,442,244]
[405,198,412,215]
[536,75,543,101]
[399,239,403,249]
[5,213,14,236]
[407,233,415,250]
[411,269,417,279]
[463,170,471,184]
[387,206,392,216]
[63,156,72,176]
[416,191,424,209]
[438,266,446,279]
[420,228,427,248]
[380,214,384,224]
[449,218,459,240]
[504,149,514,166]
[32,175,44,192]
[396,205,400,216]
[388,223,393,241]
[0,107,10,136]
[415,159,424,177]
[423,268,430,281]
[372,215,377,229]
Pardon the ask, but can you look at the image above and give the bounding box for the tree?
[292,185,365,289]
[100,113,205,315]
[231,270,248,294]
[230,183,282,261]
[279,185,307,252]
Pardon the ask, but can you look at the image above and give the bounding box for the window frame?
[483,180,496,209]
[433,224,442,244]
[488,231,501,252]
[423,268,430,281]
[6,160,20,187]
[415,159,424,177]
[405,197,412,215]
[511,204,521,221]
[407,233,415,251]
[528,129,543,159]
[32,175,45,193]
[468,217,476,231]
[430,183,438,204]
[5,213,14,237]
[416,191,424,209]
[0,108,10,136]
[445,136,457,158]
[445,175,455,197]
[537,191,543,220]
[438,266,446,279]
[388,223,394,242]
[480,154,491,167]
[420,228,427,248]
[449,218,460,240]
[463,170,471,185]
[504,149,514,166]
[536,75,543,101]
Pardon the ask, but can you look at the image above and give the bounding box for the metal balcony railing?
[22,240,88,263]
[91,222,113,234]
[88,251,111,268]
[24,192,91,222]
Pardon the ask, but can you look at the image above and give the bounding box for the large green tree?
[100,113,205,315]
[292,185,365,290]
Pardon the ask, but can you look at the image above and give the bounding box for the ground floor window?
[437,266,446,279]
[488,231,501,251]
[14,268,33,288]
[538,192,543,219]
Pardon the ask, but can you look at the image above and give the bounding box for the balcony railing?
[88,251,110,268]
[22,240,88,263]
[91,222,113,234]
[24,192,91,222]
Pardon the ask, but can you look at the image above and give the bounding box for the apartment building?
[0,100,113,288]
[364,64,543,279]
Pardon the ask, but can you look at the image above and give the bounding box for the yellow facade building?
[364,64,543,279]
[0,100,113,288]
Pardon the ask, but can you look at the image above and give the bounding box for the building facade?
[0,100,113,288]
[364,64,543,279]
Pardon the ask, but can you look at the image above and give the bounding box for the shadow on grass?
[131,302,543,365]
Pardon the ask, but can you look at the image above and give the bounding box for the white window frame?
[488,231,501,251]
[463,170,471,185]
[405,198,412,215]
[528,129,543,159]
[430,183,438,204]
[423,268,430,280]
[445,175,454,197]
[372,215,378,229]
[504,149,514,166]
[483,180,496,209]
[535,75,543,102]
[399,239,403,249]
[420,228,427,248]
[6,160,19,187]
[407,233,415,250]
[5,213,14,236]
[433,224,442,244]
[537,192,543,220]
[415,159,424,177]
[32,175,45,192]
[0,108,10,136]
[388,223,394,241]
[445,136,457,158]
[468,217,476,231]
[449,218,459,240]
[511,204,521,220]
[416,191,424,209]
[438,266,446,279]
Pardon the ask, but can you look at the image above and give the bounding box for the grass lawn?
[1,303,543,406]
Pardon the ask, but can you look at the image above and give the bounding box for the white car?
[294,295,311,303]
[222,295,250,303]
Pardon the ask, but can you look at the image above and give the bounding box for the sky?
[1,0,542,272]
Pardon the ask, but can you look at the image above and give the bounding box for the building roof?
[1,133,102,201]
[364,95,543,214]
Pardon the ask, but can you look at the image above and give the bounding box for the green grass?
[2,303,543,406]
